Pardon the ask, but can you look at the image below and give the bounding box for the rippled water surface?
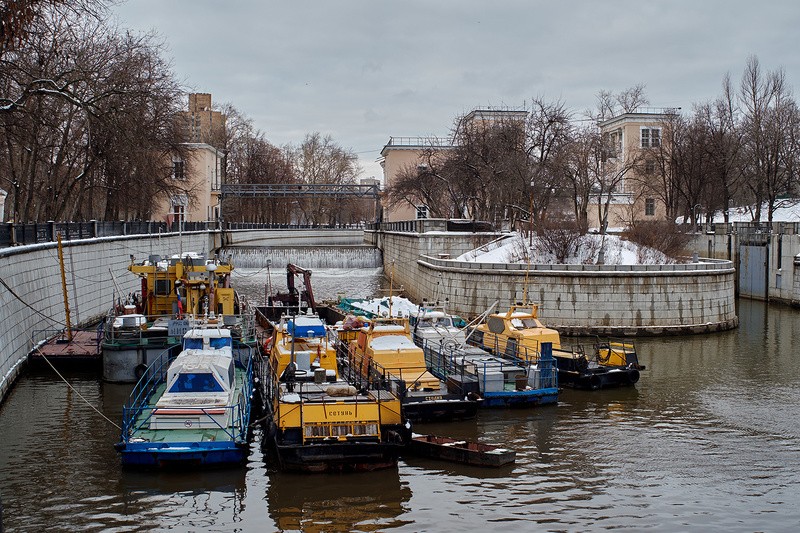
[1,269,799,532]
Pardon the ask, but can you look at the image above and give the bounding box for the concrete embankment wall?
[0,232,214,404]
[373,229,738,336]
[690,228,800,306]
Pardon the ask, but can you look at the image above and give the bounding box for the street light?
[692,204,702,233]
[691,204,702,263]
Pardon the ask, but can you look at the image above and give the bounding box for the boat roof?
[370,335,418,351]
[184,327,232,339]
[172,350,232,371]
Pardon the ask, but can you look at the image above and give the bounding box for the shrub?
[623,221,692,259]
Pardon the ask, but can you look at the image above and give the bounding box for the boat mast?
[57,233,73,341]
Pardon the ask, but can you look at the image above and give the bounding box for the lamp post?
[692,203,702,234]
[691,204,702,263]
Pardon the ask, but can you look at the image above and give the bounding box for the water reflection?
[4,290,800,531]
[266,468,412,532]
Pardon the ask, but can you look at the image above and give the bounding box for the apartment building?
[150,93,226,224]
[594,109,676,229]
[380,108,526,222]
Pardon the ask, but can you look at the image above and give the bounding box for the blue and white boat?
[115,319,255,467]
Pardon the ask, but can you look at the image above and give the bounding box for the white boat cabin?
[412,308,466,349]
[150,327,236,430]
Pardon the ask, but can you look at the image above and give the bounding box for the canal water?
[1,268,799,532]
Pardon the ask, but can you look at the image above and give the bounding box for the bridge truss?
[220,183,380,199]
[219,183,382,222]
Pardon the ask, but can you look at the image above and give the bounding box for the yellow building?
[594,109,677,228]
[380,108,526,222]
[149,93,227,224]
[151,143,225,224]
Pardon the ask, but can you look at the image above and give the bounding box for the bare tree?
[290,133,360,225]
[738,56,798,223]
[0,9,186,221]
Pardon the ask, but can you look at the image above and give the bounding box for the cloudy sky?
[113,1,800,180]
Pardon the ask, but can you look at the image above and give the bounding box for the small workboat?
[469,303,644,390]
[102,252,245,383]
[407,434,516,467]
[346,316,479,422]
[114,318,255,468]
[261,312,409,472]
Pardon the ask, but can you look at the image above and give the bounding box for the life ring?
[263,338,273,353]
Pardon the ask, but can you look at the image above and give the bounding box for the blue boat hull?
[480,387,559,408]
[117,440,249,468]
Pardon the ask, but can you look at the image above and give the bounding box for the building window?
[602,128,622,160]
[641,128,661,148]
[645,198,655,216]
[172,159,185,180]
[645,159,656,174]
[416,205,428,219]
[172,204,185,223]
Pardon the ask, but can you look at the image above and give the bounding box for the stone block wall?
[379,230,738,336]
[0,232,212,403]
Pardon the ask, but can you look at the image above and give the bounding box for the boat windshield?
[418,317,453,328]
[510,318,541,329]
[210,337,231,349]
[184,338,203,350]
[169,372,224,393]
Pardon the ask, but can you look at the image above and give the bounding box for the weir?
[222,246,382,269]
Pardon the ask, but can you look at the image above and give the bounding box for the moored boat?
[469,303,644,390]
[407,434,516,467]
[411,304,558,407]
[114,318,256,467]
[260,312,408,472]
[346,317,479,422]
[102,252,244,383]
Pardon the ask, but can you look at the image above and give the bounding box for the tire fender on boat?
[625,368,640,385]
[134,364,147,381]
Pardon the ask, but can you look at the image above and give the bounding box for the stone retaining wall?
[374,230,738,336]
[0,232,213,404]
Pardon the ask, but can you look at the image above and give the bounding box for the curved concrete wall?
[0,232,214,403]
[376,230,738,336]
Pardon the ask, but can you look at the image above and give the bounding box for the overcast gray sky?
[113,0,800,180]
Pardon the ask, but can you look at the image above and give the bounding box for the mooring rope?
[34,346,122,431]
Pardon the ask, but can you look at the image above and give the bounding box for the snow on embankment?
[455,232,676,265]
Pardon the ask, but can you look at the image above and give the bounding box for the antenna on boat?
[388,260,395,317]
[57,233,73,342]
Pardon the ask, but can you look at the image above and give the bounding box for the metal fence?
[0,221,221,248]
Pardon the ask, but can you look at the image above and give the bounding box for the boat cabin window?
[210,337,232,349]
[155,279,171,296]
[169,372,224,393]
[511,318,541,329]
[184,338,203,350]
[418,317,454,329]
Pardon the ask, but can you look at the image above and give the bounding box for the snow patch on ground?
[455,232,675,265]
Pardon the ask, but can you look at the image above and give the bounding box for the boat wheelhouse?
[469,303,643,390]
[347,317,479,422]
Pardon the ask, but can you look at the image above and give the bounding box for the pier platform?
[30,329,102,365]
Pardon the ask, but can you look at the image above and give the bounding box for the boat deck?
[31,329,102,363]
[130,368,248,444]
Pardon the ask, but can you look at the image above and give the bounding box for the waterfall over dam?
[222,245,383,269]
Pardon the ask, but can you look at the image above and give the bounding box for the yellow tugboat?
[469,303,644,390]
[102,253,247,383]
[348,317,479,422]
[261,313,408,472]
